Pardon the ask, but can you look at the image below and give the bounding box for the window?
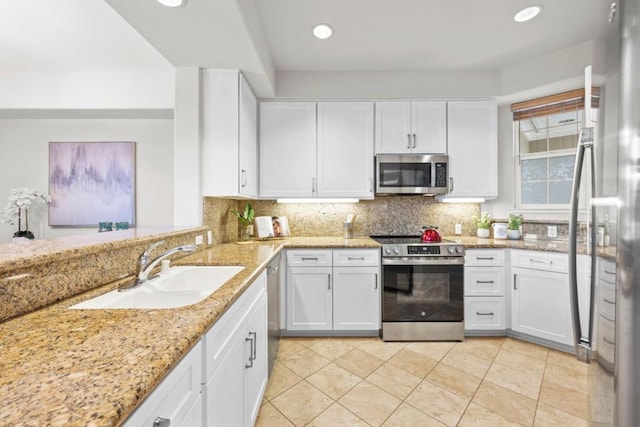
[512,88,599,210]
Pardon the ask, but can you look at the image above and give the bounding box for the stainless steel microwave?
[375,154,449,195]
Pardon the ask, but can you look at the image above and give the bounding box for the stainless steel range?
[372,236,465,341]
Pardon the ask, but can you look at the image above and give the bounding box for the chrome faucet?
[119,240,197,291]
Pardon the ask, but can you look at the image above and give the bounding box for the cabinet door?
[259,102,317,198]
[238,74,258,197]
[511,267,574,346]
[333,266,380,330]
[244,293,268,427]
[205,334,245,427]
[286,266,333,330]
[374,101,412,154]
[447,100,498,198]
[317,102,374,198]
[201,70,240,197]
[411,101,447,153]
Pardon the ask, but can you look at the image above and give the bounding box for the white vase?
[477,228,490,238]
[507,229,521,240]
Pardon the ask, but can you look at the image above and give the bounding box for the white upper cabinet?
[259,102,317,198]
[375,101,447,154]
[260,101,374,199]
[201,70,258,198]
[446,100,498,198]
[317,102,374,198]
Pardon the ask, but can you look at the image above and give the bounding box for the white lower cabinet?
[122,341,203,427]
[464,249,506,333]
[510,250,573,346]
[286,249,380,332]
[203,271,267,427]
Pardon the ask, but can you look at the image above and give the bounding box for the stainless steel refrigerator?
[568,1,640,425]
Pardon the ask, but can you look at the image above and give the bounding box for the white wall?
[0,69,175,110]
[0,118,174,243]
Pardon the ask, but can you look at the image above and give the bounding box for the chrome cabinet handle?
[312,177,316,195]
[374,273,378,290]
[476,257,495,260]
[328,274,331,290]
[154,417,171,427]
[250,331,257,361]
[407,134,411,149]
[601,313,614,322]
[513,273,517,290]
[412,133,416,149]
[301,257,319,261]
[369,177,373,192]
[603,336,615,345]
[241,169,247,187]
[530,258,553,265]
[476,311,495,316]
[245,333,254,368]
[348,257,366,261]
[476,280,495,284]
[604,269,616,275]
[604,298,615,304]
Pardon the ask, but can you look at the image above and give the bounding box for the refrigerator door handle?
[568,126,597,363]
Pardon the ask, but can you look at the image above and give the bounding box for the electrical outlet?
[207,230,213,245]
[195,235,203,245]
[547,226,558,239]
[454,224,462,235]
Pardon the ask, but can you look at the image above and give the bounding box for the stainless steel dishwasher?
[266,253,281,377]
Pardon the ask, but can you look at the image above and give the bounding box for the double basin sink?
[71,265,244,309]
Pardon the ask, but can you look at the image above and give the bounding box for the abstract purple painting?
[49,142,136,227]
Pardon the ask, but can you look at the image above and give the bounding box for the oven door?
[382,257,464,322]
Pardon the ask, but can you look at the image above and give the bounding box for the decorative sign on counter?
[255,216,289,239]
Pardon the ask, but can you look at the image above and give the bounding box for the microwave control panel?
[435,163,447,187]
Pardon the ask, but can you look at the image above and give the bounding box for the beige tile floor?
[256,336,614,426]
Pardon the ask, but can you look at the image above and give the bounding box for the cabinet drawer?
[597,314,615,364]
[510,249,568,273]
[464,297,505,330]
[464,267,505,296]
[333,249,380,266]
[598,281,616,320]
[123,341,202,427]
[287,250,333,266]
[465,249,505,267]
[598,259,616,285]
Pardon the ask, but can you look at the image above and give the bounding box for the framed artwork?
[49,142,136,227]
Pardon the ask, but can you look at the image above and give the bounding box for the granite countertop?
[0,236,378,426]
[0,234,613,425]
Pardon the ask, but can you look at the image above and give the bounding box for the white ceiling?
[0,0,617,97]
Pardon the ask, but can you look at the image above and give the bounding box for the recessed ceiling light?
[514,5,542,22]
[312,24,334,40]
[157,0,186,7]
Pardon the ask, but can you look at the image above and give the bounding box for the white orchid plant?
[1,187,51,238]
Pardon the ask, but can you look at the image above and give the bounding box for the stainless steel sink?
[70,265,244,309]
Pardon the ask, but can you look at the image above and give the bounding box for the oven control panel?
[408,245,441,255]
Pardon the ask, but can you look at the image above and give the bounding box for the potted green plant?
[472,211,491,238]
[507,213,523,240]
[231,203,255,240]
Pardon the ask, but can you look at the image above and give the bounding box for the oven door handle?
[382,258,464,266]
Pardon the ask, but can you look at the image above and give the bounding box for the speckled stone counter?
[445,235,616,261]
[1,233,615,426]
[0,237,379,426]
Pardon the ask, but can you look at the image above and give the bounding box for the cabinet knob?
[153,417,171,427]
